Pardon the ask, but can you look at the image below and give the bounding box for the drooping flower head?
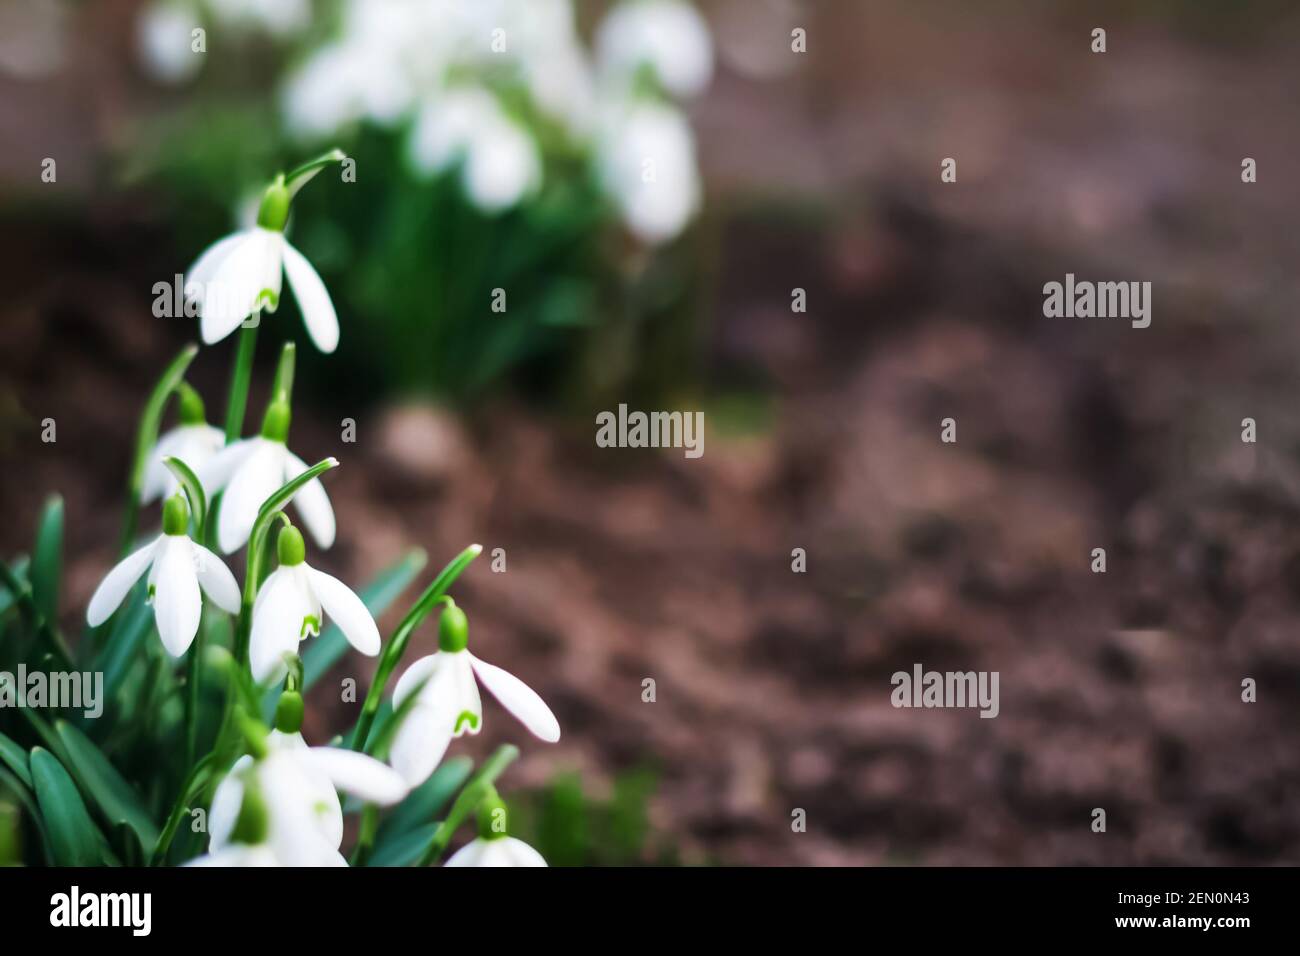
[444,788,546,867]
[200,398,335,555]
[249,525,379,684]
[141,383,223,505]
[87,494,240,656]
[185,152,345,352]
[389,602,560,786]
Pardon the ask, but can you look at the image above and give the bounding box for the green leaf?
[29,748,104,866]
[0,732,33,790]
[53,720,159,853]
[368,821,439,867]
[95,584,154,702]
[301,548,427,690]
[374,755,472,849]
[0,556,29,619]
[31,496,63,624]
[0,765,49,864]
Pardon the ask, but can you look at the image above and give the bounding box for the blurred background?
[4,0,1300,864]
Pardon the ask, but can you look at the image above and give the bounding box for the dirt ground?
[4,2,1300,865]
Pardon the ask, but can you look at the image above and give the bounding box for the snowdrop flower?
[596,0,714,99]
[248,526,379,684]
[389,603,559,786]
[87,495,239,656]
[199,400,335,555]
[206,729,408,866]
[185,177,340,353]
[445,790,546,867]
[136,2,203,85]
[141,384,223,504]
[408,88,541,213]
[598,99,701,243]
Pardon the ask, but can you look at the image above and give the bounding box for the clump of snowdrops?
[0,152,558,867]
[131,0,714,397]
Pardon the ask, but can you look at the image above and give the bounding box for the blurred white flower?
[136,2,203,85]
[596,0,714,99]
[599,99,701,243]
[87,497,240,656]
[141,423,223,504]
[205,730,408,866]
[445,834,547,867]
[207,0,310,38]
[247,526,379,684]
[408,89,541,212]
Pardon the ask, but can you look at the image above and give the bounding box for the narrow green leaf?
[0,732,33,789]
[29,748,103,866]
[0,556,29,619]
[0,765,49,864]
[375,755,471,847]
[369,822,439,867]
[31,495,63,623]
[53,719,159,851]
[95,584,154,702]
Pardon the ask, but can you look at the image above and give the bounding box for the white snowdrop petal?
[141,426,187,504]
[217,441,282,554]
[185,230,245,301]
[389,704,454,787]
[282,241,339,353]
[184,845,281,867]
[443,838,487,867]
[469,654,560,743]
[305,567,379,656]
[153,537,202,656]
[197,438,259,495]
[450,651,482,737]
[201,231,266,344]
[283,450,336,550]
[249,569,310,683]
[392,654,439,710]
[193,543,241,613]
[87,538,160,627]
[302,747,408,805]
[208,754,253,849]
[501,836,548,867]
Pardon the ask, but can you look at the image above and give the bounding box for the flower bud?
[438,602,469,653]
[177,382,207,425]
[476,788,509,841]
[256,178,291,232]
[274,689,304,734]
[162,493,190,536]
[277,525,306,567]
[260,399,291,442]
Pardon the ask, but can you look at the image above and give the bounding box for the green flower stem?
[416,744,519,867]
[271,341,296,405]
[119,344,199,556]
[223,323,259,444]
[283,148,347,198]
[0,561,74,670]
[233,459,340,667]
[349,544,482,753]
[150,752,214,866]
[349,804,380,867]
[184,625,206,771]
[162,457,208,542]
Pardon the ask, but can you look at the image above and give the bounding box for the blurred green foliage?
[511,768,676,866]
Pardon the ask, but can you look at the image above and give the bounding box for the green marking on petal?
[257,289,280,313]
[454,710,479,734]
[299,614,321,639]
